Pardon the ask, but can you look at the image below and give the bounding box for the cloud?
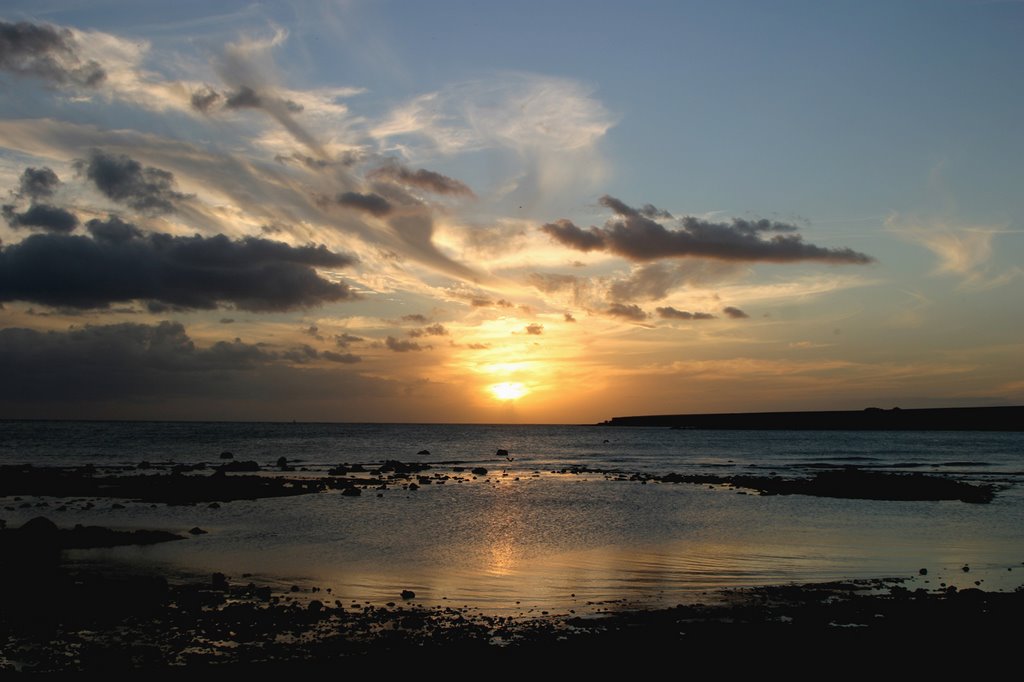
[385,336,425,352]
[3,203,78,233]
[723,306,749,319]
[322,350,361,363]
[401,314,430,324]
[369,162,474,197]
[0,20,106,87]
[15,167,61,200]
[0,322,383,412]
[606,303,649,321]
[564,312,576,322]
[335,191,392,217]
[75,150,189,214]
[656,307,715,320]
[887,216,1023,290]
[525,323,544,335]
[190,86,221,112]
[608,261,743,302]
[0,223,357,311]
[335,333,363,347]
[543,196,873,264]
[213,31,326,156]
[540,219,605,252]
[408,323,448,337]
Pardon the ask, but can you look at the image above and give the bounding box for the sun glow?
[489,382,528,401]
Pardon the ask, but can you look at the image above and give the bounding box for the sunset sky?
[1,1,1022,423]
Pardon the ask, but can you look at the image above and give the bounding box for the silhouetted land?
[600,405,1024,430]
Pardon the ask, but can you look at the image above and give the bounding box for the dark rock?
[496,449,509,458]
[408,483,420,490]
[111,503,125,509]
[212,572,229,590]
[417,450,430,455]
[208,502,221,509]
[919,568,928,575]
[219,460,259,472]
[188,527,208,535]
[341,487,362,497]
[308,599,323,613]
[219,451,234,459]
[401,589,416,600]
[472,467,488,476]
[276,456,288,468]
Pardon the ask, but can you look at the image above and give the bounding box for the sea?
[2,421,1023,615]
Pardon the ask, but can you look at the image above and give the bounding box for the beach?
[2,421,1023,671]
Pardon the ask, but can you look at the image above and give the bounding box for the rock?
[188,527,208,535]
[111,503,125,510]
[276,456,288,468]
[308,599,323,613]
[208,502,221,509]
[408,483,420,490]
[417,450,430,455]
[20,516,59,536]
[472,467,488,476]
[219,460,259,472]
[341,487,362,497]
[919,568,928,575]
[219,451,234,459]
[496,449,509,458]
[401,589,416,600]
[962,565,970,572]
[211,572,229,590]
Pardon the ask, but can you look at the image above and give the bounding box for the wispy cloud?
[887,215,1023,290]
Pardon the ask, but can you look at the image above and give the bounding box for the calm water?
[2,421,1023,614]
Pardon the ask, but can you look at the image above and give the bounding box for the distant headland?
[599,405,1024,431]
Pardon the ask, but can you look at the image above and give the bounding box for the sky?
[0,0,1022,423]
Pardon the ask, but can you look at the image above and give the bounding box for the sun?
[489,382,528,401]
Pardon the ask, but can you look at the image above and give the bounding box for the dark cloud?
[564,312,576,322]
[190,86,221,112]
[542,196,873,264]
[303,325,324,341]
[640,203,672,220]
[336,191,392,217]
[3,203,78,233]
[223,85,262,109]
[540,219,605,252]
[16,167,60,200]
[322,350,361,363]
[607,303,649,321]
[75,150,189,215]
[408,323,448,338]
[723,306,749,319]
[335,333,363,348]
[401,314,430,324]
[0,322,382,412]
[0,322,265,401]
[281,344,320,363]
[386,336,425,352]
[0,20,105,87]
[85,215,142,242]
[0,224,357,311]
[656,306,715,320]
[525,323,544,335]
[369,162,474,197]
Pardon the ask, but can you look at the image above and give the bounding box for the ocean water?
[2,421,1023,614]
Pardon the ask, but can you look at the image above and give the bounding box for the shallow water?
[3,421,1023,614]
